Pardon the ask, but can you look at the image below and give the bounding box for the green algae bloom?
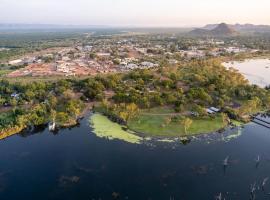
[224,127,243,141]
[90,113,143,144]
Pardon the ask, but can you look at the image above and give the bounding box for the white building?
[56,62,70,73]
[9,59,23,65]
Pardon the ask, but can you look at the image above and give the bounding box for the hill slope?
[190,23,238,37]
[203,23,270,33]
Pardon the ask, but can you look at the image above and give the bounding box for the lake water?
[0,113,270,200]
[223,59,270,87]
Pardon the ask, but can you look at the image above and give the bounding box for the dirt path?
[0,104,31,113]
[140,112,182,116]
[80,102,97,117]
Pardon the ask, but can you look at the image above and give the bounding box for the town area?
[1,32,263,78]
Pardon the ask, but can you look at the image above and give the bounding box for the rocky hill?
[190,23,238,37]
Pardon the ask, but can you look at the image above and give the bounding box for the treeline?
[0,32,81,62]
[0,79,84,131]
[1,58,270,132]
[80,59,270,121]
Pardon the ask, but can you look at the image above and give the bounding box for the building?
[9,59,23,65]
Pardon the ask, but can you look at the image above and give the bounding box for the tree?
[181,117,193,134]
[101,99,110,111]
[9,98,17,106]
[239,97,262,115]
[221,113,228,126]
[125,103,139,121]
[0,97,5,106]
[28,104,48,125]
[89,53,96,59]
[56,112,69,124]
[48,95,58,109]
[119,111,129,122]
[192,105,207,117]
[50,109,57,122]
[65,100,83,119]
[164,117,172,126]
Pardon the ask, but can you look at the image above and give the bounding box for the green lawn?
[128,109,226,137]
[141,107,176,114]
[0,70,12,77]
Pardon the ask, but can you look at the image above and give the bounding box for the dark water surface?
[0,115,270,200]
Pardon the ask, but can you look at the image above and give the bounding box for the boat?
[48,122,56,131]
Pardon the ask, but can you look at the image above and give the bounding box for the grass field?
[128,108,226,137]
[0,70,12,77]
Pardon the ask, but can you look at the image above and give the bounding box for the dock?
[251,115,270,129]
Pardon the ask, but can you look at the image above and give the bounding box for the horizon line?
[0,22,270,29]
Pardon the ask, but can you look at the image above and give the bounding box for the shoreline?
[91,112,241,139]
[89,112,246,145]
[0,105,267,141]
[0,102,94,140]
[0,125,26,140]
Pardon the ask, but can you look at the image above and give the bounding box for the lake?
[0,113,270,200]
[223,58,270,87]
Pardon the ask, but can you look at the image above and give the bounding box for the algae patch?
[224,127,243,141]
[90,113,143,144]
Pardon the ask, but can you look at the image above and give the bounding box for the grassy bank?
[128,108,227,137]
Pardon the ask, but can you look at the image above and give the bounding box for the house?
[206,109,215,114]
[11,93,20,99]
[126,63,139,70]
[169,59,178,65]
[141,62,158,68]
[96,53,111,57]
[56,62,70,73]
[209,107,220,113]
[9,59,23,65]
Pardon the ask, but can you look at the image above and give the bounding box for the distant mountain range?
[190,23,238,37]
[190,23,270,36]
[203,23,270,32]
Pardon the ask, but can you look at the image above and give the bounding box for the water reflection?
[255,155,260,169]
[223,59,270,88]
[0,114,269,200]
[19,124,47,138]
[17,120,84,139]
[58,176,80,187]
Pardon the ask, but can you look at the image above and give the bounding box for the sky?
[1,0,270,27]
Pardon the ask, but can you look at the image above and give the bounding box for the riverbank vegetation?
[0,58,270,138]
[0,80,85,138]
[91,59,270,136]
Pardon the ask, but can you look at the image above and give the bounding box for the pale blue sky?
[1,0,270,26]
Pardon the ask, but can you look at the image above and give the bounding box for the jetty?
[251,115,270,129]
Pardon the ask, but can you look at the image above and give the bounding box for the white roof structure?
[210,107,220,112]
[206,109,215,114]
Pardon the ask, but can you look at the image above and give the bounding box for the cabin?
[11,93,20,99]
[209,107,220,113]
[9,59,23,66]
[206,109,215,114]
[206,107,220,114]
